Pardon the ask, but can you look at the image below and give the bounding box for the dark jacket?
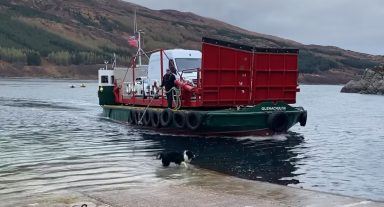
[161,73,176,91]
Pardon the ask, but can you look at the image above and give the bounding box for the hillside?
[0,0,383,83]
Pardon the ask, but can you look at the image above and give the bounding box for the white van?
[147,49,202,87]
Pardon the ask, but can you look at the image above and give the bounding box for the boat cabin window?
[101,75,109,83]
[111,76,115,84]
[175,58,201,72]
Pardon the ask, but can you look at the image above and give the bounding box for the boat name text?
[261,107,286,111]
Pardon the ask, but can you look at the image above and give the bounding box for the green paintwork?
[101,102,305,135]
[98,86,115,105]
[200,102,302,132]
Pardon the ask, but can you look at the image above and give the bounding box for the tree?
[26,51,41,66]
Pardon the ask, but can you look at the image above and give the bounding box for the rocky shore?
[341,65,384,95]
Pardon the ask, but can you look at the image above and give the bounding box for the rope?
[137,95,156,125]
[165,87,181,110]
[174,87,181,110]
[138,86,181,125]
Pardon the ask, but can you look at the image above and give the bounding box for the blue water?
[0,79,383,201]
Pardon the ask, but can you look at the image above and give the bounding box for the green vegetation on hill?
[0,1,132,66]
[299,50,340,73]
[0,1,60,21]
[340,58,378,69]
[0,0,382,73]
[0,15,81,55]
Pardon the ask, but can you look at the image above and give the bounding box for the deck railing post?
[160,49,164,107]
[132,57,136,102]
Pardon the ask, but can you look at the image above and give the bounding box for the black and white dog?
[156,150,195,167]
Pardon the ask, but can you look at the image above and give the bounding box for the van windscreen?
[175,58,201,72]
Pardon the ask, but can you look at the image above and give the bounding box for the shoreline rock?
[341,65,384,95]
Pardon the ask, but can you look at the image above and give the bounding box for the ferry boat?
[98,36,307,136]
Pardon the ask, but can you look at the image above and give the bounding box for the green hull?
[101,102,306,136]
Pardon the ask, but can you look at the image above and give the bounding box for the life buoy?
[299,111,307,126]
[267,112,289,133]
[173,111,186,128]
[160,108,173,127]
[186,111,203,130]
[142,110,152,126]
[150,110,161,128]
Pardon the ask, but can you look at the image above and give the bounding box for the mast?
[134,9,137,34]
[133,9,142,66]
[138,30,142,66]
[133,9,145,66]
[112,53,116,69]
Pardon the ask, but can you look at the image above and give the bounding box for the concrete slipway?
[2,167,383,207]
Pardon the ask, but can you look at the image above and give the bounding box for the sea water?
[0,79,383,201]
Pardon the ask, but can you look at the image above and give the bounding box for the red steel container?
[200,37,299,107]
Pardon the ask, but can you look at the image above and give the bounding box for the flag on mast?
[128,36,138,48]
[127,8,139,48]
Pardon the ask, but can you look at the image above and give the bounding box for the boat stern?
[201,102,307,134]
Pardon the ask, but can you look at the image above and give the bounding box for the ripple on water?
[0,81,384,201]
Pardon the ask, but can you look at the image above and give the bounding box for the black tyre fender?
[142,110,152,126]
[160,108,173,127]
[128,109,136,125]
[173,111,186,129]
[150,110,161,128]
[267,112,289,133]
[107,109,112,118]
[299,111,307,127]
[186,111,203,131]
[135,110,144,125]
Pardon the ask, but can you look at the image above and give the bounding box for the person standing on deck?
[161,68,176,108]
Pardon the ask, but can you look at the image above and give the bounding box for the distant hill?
[0,0,383,83]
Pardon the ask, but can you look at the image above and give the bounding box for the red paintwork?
[114,41,299,108]
[200,43,298,106]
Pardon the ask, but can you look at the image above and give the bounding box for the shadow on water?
[141,132,305,185]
